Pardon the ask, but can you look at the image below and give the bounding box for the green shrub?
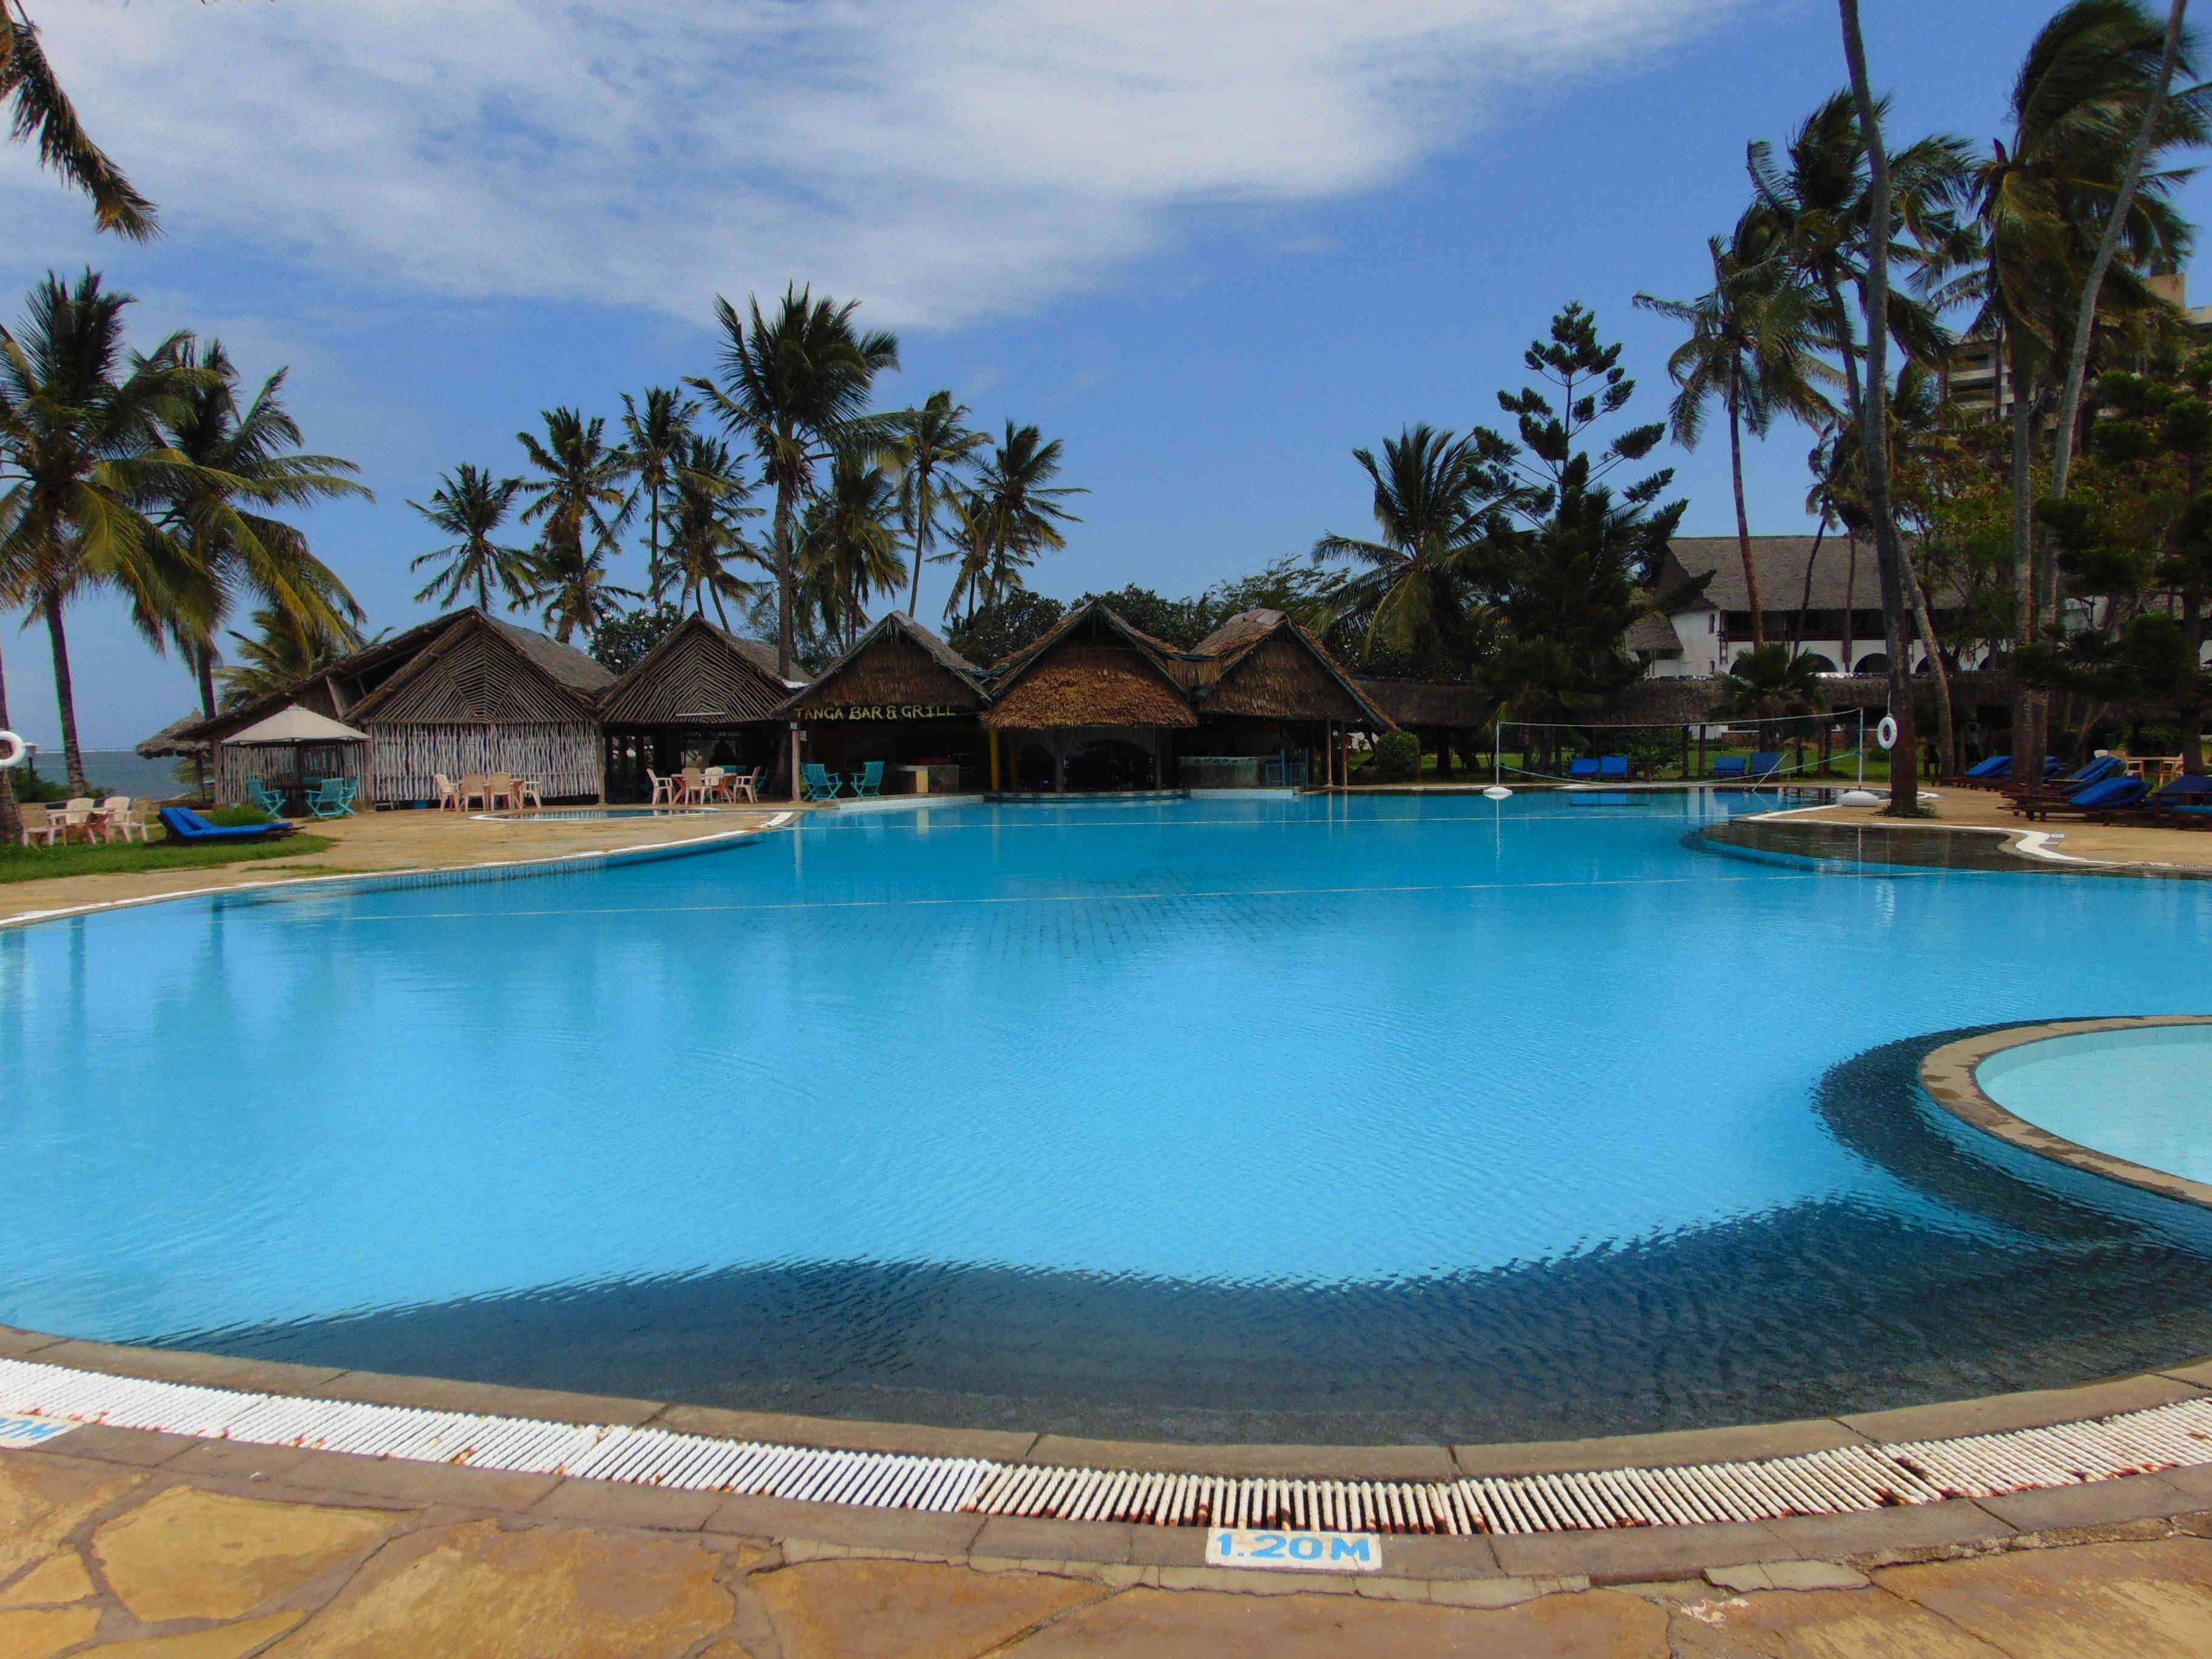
[2130,723,2179,755]
[207,805,274,827]
[1372,731,1422,783]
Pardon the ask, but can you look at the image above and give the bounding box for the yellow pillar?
[988,729,1001,792]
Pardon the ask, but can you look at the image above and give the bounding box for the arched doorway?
[1065,738,1156,792]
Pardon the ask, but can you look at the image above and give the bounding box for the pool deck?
[0,804,796,927]
[1763,789,2212,872]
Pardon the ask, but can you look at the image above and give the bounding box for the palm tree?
[658,435,765,628]
[0,270,215,793]
[1,2,158,238]
[688,284,899,679]
[517,406,632,580]
[968,421,1084,611]
[525,540,639,645]
[1311,424,1505,659]
[1714,640,1831,719]
[620,387,697,592]
[153,340,369,717]
[1637,219,1838,646]
[409,464,531,613]
[936,486,998,626]
[799,452,905,649]
[215,605,367,709]
[888,390,987,619]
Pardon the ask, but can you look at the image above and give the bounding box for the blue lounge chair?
[1568,757,1601,780]
[850,760,884,798]
[1599,755,1629,780]
[246,779,289,817]
[1963,754,2011,779]
[159,806,294,843]
[306,777,358,818]
[800,762,843,801]
[1711,757,1748,780]
[2005,754,2123,804]
[1748,751,1785,780]
[2147,774,2212,820]
[2016,776,2148,820]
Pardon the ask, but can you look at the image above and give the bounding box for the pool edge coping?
[1920,1016,2212,1212]
[0,811,797,933]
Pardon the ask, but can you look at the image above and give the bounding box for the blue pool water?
[7,791,2212,1443]
[1980,1025,2212,1186]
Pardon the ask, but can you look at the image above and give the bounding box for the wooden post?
[788,723,802,803]
[988,729,1001,793]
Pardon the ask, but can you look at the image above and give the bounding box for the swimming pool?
[6,792,2212,1444]
[1978,1024,2212,1186]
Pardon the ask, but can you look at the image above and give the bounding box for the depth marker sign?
[0,1412,74,1448]
[1205,1529,1382,1572]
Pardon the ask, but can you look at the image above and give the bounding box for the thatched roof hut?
[600,615,797,727]
[979,601,1199,730]
[782,611,988,721]
[1190,609,1393,728]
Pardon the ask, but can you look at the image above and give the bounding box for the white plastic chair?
[119,800,159,843]
[734,768,760,803]
[16,803,59,847]
[61,797,95,842]
[458,773,489,811]
[517,778,543,808]
[433,772,462,811]
[96,796,130,842]
[486,772,518,810]
[648,769,675,805]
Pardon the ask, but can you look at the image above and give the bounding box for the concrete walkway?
[6,1429,2212,1656]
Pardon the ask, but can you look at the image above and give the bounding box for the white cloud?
[4,1,1735,329]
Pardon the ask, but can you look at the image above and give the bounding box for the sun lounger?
[159,806,295,842]
[1710,757,1748,780]
[802,762,842,801]
[1599,756,1629,781]
[1568,757,1601,780]
[2009,754,2121,796]
[2015,776,2148,820]
[2142,774,2212,823]
[1748,751,1785,781]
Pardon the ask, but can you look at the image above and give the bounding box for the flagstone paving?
[7,1446,2212,1655]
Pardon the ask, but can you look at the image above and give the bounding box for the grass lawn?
[0,833,335,884]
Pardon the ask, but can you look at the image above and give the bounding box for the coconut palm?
[966,421,1084,612]
[936,487,999,626]
[888,390,987,620]
[620,386,697,592]
[688,284,900,679]
[409,464,531,613]
[1,2,157,239]
[1637,219,1838,646]
[1311,424,1509,660]
[799,452,905,649]
[1713,640,1831,719]
[0,269,220,793]
[517,407,632,583]
[152,340,368,716]
[525,540,638,645]
[657,435,765,628]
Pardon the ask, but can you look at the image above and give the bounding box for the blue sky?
[4,0,2204,748]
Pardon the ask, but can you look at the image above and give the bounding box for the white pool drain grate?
[1,1358,2206,1535]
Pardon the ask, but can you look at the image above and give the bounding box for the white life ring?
[1875,715,1899,751]
[0,730,24,769]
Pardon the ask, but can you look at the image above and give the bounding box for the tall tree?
[153,340,368,717]
[0,270,213,793]
[799,452,905,649]
[1637,220,1838,645]
[620,387,696,594]
[967,421,1084,611]
[1840,0,1922,813]
[1311,424,1513,661]
[889,390,986,619]
[688,284,899,679]
[526,540,639,645]
[0,2,157,238]
[657,435,765,629]
[409,464,531,613]
[214,605,366,709]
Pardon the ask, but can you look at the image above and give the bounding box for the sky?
[3,0,2205,748]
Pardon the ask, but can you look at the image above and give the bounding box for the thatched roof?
[600,615,796,726]
[1658,536,1965,612]
[348,611,611,726]
[1191,609,1393,727]
[137,711,211,759]
[1626,613,1684,655]
[784,612,989,718]
[980,602,1199,729]
[1357,680,1488,728]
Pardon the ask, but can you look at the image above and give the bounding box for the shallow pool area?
[7,791,2212,1444]
[1977,1024,2212,1187]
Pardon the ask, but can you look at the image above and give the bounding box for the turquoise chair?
[246,779,289,817]
[802,762,843,800]
[307,777,358,818]
[851,760,884,798]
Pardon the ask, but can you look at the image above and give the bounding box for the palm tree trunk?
[1729,389,1765,647]
[43,594,89,794]
[2051,0,2187,501]
[1840,0,1919,815]
[2009,384,2043,771]
[1905,553,1954,777]
[774,477,797,681]
[907,478,930,618]
[1842,533,1858,672]
[195,642,217,720]
[0,627,18,842]
[1792,514,1828,659]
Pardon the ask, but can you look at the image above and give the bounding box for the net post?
[1493,720,1501,787]
[1857,708,1865,788]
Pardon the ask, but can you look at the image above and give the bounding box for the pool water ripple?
[6,792,2212,1443]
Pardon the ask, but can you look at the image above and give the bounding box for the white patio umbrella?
[225,706,368,745]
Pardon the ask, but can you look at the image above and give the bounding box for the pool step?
[1,1356,2207,1535]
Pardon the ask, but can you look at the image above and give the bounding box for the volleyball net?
[1490,711,1868,786]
